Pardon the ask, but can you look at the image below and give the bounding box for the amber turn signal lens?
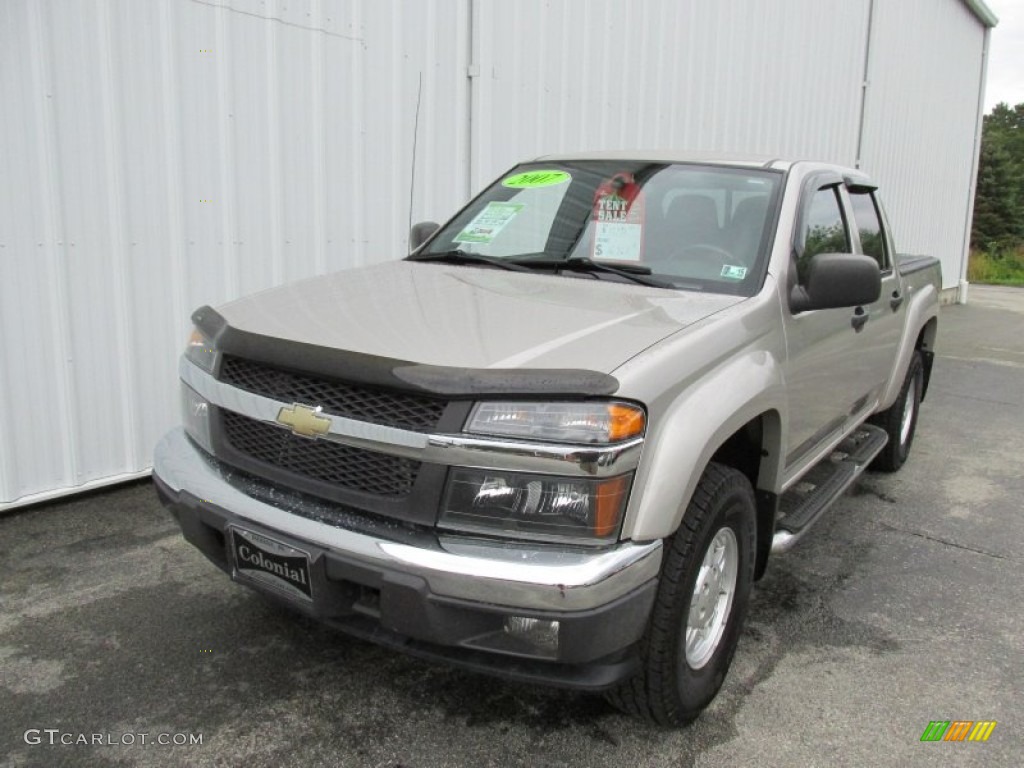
[184,326,217,372]
[607,404,645,441]
[594,475,631,537]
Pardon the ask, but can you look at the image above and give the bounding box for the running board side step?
[771,424,888,554]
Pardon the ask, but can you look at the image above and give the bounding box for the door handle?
[889,291,904,311]
[851,306,869,332]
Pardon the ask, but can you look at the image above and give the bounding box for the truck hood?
[216,260,745,373]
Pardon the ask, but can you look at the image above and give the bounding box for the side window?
[798,186,850,281]
[848,191,888,269]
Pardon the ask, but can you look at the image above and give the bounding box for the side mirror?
[790,253,881,312]
[409,221,440,252]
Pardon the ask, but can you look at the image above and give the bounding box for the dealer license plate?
[229,527,313,603]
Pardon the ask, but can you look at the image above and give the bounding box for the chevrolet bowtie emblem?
[276,403,331,438]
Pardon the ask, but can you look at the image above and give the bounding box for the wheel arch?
[626,388,785,580]
[916,316,937,400]
[705,411,781,581]
[878,286,939,410]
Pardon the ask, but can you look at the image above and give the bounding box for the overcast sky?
[983,0,1024,111]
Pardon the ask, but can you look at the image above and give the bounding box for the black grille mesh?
[218,356,445,432]
[221,410,420,497]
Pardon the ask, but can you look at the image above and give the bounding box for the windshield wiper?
[407,249,535,273]
[410,250,677,287]
[511,256,677,288]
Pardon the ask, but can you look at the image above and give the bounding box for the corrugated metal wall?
[0,0,989,508]
[472,0,871,182]
[858,0,987,285]
[0,0,471,508]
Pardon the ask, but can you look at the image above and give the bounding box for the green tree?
[971,102,1024,253]
[985,102,1024,158]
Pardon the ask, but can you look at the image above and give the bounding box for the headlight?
[440,468,631,544]
[181,383,213,453]
[184,326,217,373]
[466,401,645,443]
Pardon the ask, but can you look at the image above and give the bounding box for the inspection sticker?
[501,170,571,188]
[721,265,748,280]
[453,201,524,244]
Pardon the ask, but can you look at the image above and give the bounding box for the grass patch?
[968,248,1024,286]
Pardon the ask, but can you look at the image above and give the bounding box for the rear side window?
[798,186,849,280]
[849,191,888,269]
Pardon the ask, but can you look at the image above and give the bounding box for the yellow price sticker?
[501,170,571,189]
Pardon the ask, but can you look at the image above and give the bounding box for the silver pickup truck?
[154,153,940,725]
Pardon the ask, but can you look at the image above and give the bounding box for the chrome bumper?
[153,428,662,612]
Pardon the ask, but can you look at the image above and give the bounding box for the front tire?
[606,463,756,726]
[870,350,924,472]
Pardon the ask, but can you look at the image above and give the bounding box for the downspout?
[959,25,992,305]
[466,0,480,200]
[854,0,875,169]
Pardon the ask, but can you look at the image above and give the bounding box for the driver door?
[782,178,880,471]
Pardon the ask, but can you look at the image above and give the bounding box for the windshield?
[419,161,782,295]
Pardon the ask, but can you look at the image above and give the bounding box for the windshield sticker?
[453,201,524,244]
[501,170,571,189]
[594,219,643,261]
[592,173,645,262]
[720,265,748,280]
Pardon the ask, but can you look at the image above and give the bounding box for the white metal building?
[0,0,996,509]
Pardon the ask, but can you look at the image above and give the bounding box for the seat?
[727,196,769,268]
[664,194,722,248]
[646,194,724,274]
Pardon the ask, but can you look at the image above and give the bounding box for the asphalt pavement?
[2,286,1022,767]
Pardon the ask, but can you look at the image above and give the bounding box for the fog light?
[504,616,560,655]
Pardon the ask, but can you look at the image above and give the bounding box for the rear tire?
[606,463,756,726]
[870,350,923,472]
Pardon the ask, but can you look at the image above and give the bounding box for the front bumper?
[153,428,662,690]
